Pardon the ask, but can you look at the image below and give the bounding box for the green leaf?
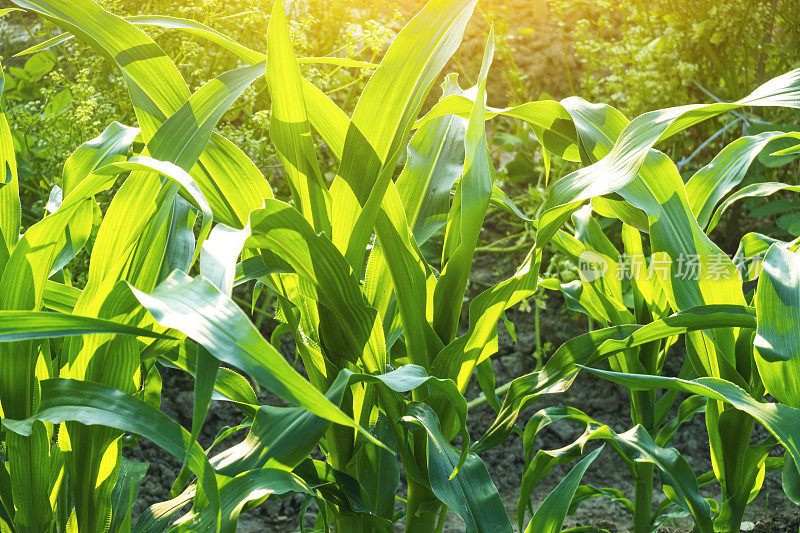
[0,58,20,259]
[13,31,72,57]
[0,310,171,342]
[95,156,213,265]
[568,485,633,517]
[754,243,800,407]
[62,121,139,194]
[144,61,269,229]
[525,446,604,533]
[545,69,800,211]
[133,486,195,533]
[432,252,538,390]
[363,75,468,348]
[173,469,311,533]
[433,29,495,343]
[246,199,386,373]
[130,271,378,444]
[6,423,54,531]
[110,458,149,533]
[580,367,800,484]
[125,15,377,70]
[519,407,712,532]
[414,96,581,162]
[266,0,331,235]
[13,0,270,231]
[212,364,466,478]
[685,132,799,228]
[782,453,800,505]
[148,62,262,167]
[124,15,264,65]
[402,403,512,533]
[352,414,400,521]
[474,304,757,453]
[3,378,222,531]
[49,122,140,275]
[530,74,800,340]
[329,0,478,270]
[708,182,800,233]
[395,73,468,246]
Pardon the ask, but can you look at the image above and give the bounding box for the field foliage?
[0,1,799,532]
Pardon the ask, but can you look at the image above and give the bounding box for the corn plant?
[464,73,800,531]
[0,0,292,530]
[1,0,528,531]
[1,0,800,532]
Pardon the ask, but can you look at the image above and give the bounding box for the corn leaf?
[754,243,800,407]
[520,408,713,532]
[432,29,495,342]
[246,200,385,373]
[0,310,171,341]
[579,367,800,484]
[212,365,467,477]
[525,446,604,533]
[686,132,800,228]
[130,271,377,442]
[330,0,478,269]
[0,59,20,260]
[3,378,222,531]
[173,469,310,533]
[708,183,800,233]
[402,402,512,533]
[474,304,757,453]
[266,0,331,235]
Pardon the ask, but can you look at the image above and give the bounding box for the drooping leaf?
[685,131,800,228]
[130,271,378,443]
[474,305,757,453]
[3,378,222,531]
[519,407,712,532]
[402,403,512,533]
[580,368,800,479]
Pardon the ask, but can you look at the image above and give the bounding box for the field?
[0,1,799,532]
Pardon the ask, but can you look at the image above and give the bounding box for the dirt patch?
[751,514,800,533]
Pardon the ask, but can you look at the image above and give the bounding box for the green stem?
[467,380,512,410]
[534,292,542,368]
[406,386,440,533]
[333,512,363,533]
[633,462,654,533]
[434,507,448,533]
[405,478,439,533]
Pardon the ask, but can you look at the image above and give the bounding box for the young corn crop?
[0,0,799,532]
